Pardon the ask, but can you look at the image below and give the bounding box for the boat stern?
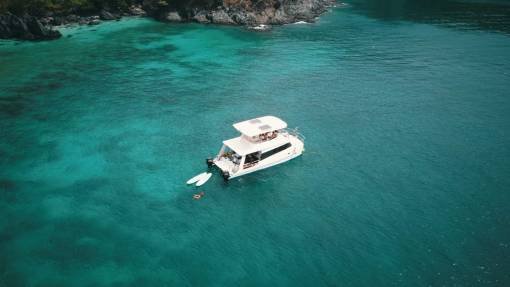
[212,156,238,180]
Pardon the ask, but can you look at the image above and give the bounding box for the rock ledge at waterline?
[0,0,335,41]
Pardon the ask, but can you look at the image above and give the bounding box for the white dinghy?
[195,173,212,187]
[186,172,208,185]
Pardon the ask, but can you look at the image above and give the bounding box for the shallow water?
[1,1,510,286]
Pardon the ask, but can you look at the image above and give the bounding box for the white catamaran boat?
[206,116,305,181]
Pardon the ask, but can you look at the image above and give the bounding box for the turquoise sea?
[1,0,510,286]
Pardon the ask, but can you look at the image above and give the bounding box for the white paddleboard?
[186,172,207,185]
[195,173,212,187]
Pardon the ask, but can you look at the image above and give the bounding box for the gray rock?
[192,11,210,23]
[39,17,53,26]
[87,19,101,25]
[51,16,65,26]
[140,0,332,26]
[66,14,80,23]
[164,11,182,22]
[229,11,257,25]
[142,0,169,16]
[282,0,332,21]
[100,10,119,21]
[129,5,146,16]
[210,9,235,24]
[24,16,47,35]
[270,8,288,24]
[0,13,61,40]
[0,13,28,39]
[254,12,270,24]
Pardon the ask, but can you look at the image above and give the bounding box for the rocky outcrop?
[144,0,335,26]
[210,9,236,24]
[192,11,210,23]
[129,5,147,16]
[164,11,182,22]
[0,13,61,40]
[99,10,121,21]
[0,0,334,41]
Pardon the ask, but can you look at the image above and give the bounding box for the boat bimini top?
[232,116,287,137]
[222,116,289,155]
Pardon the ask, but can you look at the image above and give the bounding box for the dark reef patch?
[159,43,178,53]
[7,80,63,96]
[32,216,115,265]
[0,99,25,117]
[0,179,16,191]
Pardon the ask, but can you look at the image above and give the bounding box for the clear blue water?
[1,1,510,286]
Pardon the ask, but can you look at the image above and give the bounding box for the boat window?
[244,152,261,164]
[221,147,233,157]
[260,143,292,161]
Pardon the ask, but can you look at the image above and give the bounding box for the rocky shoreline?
[146,0,336,26]
[0,5,146,41]
[0,0,336,41]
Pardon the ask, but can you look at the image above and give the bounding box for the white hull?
[213,133,304,180]
[228,150,302,179]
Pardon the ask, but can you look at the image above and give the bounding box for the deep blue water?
[1,1,510,286]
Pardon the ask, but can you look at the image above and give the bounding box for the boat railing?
[283,127,306,142]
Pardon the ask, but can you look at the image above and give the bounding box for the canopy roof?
[233,116,287,137]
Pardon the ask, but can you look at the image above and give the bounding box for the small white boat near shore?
[206,116,305,181]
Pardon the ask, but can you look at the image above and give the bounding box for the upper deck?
[233,116,287,138]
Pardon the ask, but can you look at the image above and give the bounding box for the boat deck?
[214,156,239,173]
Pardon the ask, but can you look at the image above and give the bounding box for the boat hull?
[213,134,304,180]
[228,151,303,179]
